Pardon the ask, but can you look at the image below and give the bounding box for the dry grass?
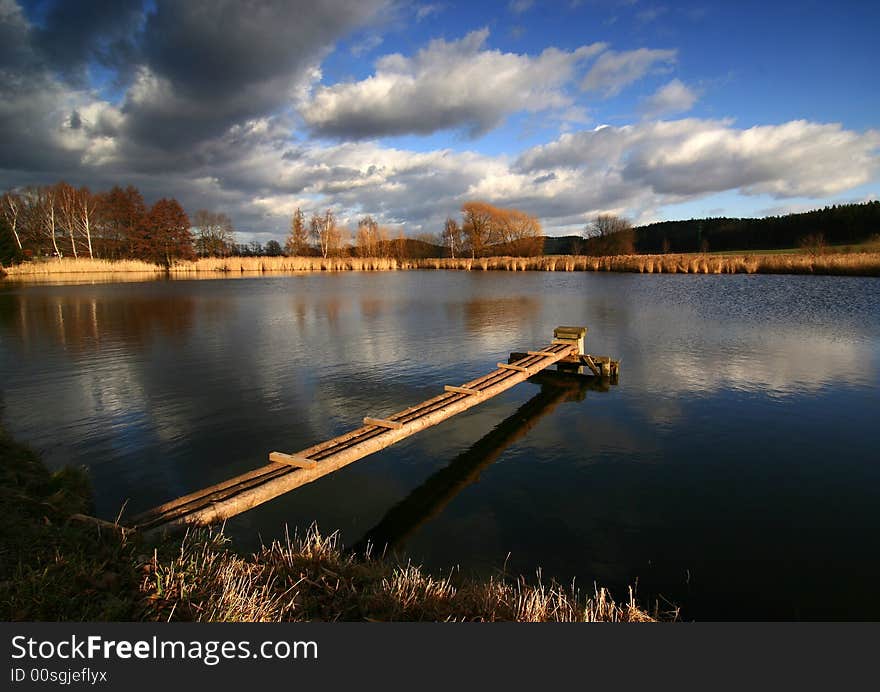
[413,252,880,276]
[4,257,166,276]
[139,526,663,622]
[170,256,412,273]
[7,251,877,280]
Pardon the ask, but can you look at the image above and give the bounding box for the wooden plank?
[581,354,601,376]
[554,325,587,338]
[269,452,317,469]
[497,362,529,372]
[363,416,404,430]
[444,385,481,395]
[527,350,558,357]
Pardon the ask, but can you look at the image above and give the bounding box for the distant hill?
[632,201,880,254]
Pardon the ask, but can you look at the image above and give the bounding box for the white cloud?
[416,3,445,21]
[350,33,383,57]
[581,48,677,96]
[509,0,534,13]
[640,79,698,117]
[517,118,880,199]
[300,29,606,138]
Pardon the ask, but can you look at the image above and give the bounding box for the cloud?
[30,0,144,83]
[581,48,677,96]
[416,4,445,21]
[509,0,534,13]
[639,79,697,117]
[350,33,384,57]
[1,1,878,243]
[119,0,388,152]
[517,118,880,199]
[301,30,606,138]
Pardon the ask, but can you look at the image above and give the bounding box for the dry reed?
[6,251,878,280]
[139,526,662,622]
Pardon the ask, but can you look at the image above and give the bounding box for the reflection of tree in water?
[454,296,540,335]
[289,295,347,334]
[3,292,197,355]
[360,297,383,321]
[353,374,607,555]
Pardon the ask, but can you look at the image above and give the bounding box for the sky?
[2,0,878,243]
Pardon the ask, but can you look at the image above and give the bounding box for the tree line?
[282,201,544,260]
[7,179,866,267]
[632,201,880,254]
[1,183,194,265]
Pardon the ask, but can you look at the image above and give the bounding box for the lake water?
[1,271,878,620]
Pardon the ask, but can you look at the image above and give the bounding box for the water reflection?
[0,290,197,356]
[354,374,608,554]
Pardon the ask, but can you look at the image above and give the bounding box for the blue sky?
[2,0,878,240]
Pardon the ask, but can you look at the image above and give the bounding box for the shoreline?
[0,423,659,622]
[3,251,880,280]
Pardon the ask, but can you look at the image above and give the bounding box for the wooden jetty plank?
[133,340,577,533]
[364,417,404,430]
[497,362,529,372]
[269,452,317,469]
[444,385,481,395]
[527,350,558,357]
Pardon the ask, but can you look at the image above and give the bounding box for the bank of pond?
[4,251,880,279]
[0,425,659,622]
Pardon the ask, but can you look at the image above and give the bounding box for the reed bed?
[140,527,660,622]
[420,252,880,276]
[3,257,166,276]
[6,251,879,280]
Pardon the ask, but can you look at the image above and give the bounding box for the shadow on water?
[352,372,611,556]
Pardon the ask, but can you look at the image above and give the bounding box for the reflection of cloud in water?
[634,328,873,397]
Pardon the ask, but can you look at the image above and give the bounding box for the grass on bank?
[0,426,660,622]
[3,250,880,279]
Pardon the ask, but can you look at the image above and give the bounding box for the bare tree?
[56,182,81,258]
[355,215,380,257]
[583,214,635,256]
[1,191,23,250]
[441,217,462,258]
[461,201,495,258]
[32,185,62,258]
[460,201,543,257]
[310,209,340,258]
[193,209,235,257]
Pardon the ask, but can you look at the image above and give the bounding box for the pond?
[1,270,878,620]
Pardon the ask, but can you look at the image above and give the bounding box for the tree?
[146,198,194,266]
[96,185,147,259]
[441,217,462,258]
[355,215,379,257]
[55,182,98,257]
[33,185,62,258]
[310,209,341,258]
[285,207,309,256]
[495,207,544,256]
[265,239,283,256]
[461,201,496,258]
[583,214,635,256]
[1,191,23,251]
[193,209,235,257]
[460,201,543,257]
[0,216,23,265]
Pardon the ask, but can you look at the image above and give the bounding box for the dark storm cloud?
[118,0,388,153]
[31,0,144,83]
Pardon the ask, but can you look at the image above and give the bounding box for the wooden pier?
[131,326,618,535]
